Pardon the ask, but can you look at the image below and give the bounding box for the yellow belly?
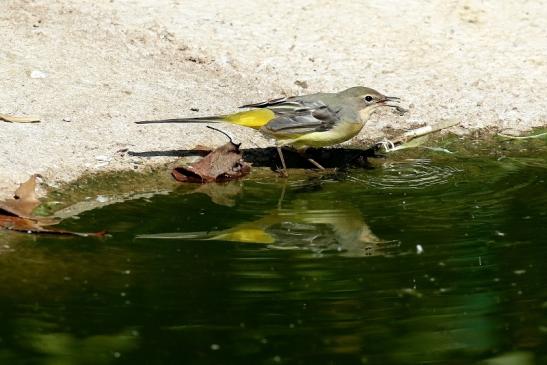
[278,121,365,149]
[224,109,275,129]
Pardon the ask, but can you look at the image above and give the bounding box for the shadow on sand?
[128,146,383,170]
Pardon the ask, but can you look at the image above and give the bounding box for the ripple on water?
[357,159,461,190]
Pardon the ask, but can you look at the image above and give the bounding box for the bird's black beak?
[382,96,401,104]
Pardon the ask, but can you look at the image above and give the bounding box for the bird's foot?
[276,168,289,178]
[375,139,397,153]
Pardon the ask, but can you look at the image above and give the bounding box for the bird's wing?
[240,95,327,115]
[261,105,341,136]
[240,96,293,109]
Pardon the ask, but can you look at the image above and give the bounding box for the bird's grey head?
[338,86,402,120]
[339,86,400,107]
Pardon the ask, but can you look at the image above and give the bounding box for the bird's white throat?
[358,105,381,122]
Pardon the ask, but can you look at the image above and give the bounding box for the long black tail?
[135,116,222,124]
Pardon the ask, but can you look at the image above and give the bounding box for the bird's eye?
[364,95,373,102]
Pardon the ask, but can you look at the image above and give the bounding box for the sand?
[1,0,546,199]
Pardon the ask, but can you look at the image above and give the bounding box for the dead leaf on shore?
[0,174,42,218]
[0,113,40,123]
[0,175,106,237]
[172,141,251,183]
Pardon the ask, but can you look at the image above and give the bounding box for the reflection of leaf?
[0,113,40,123]
[191,181,243,206]
[0,215,105,237]
[0,175,105,237]
[172,142,251,183]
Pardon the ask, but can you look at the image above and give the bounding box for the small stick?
[377,118,460,152]
[394,118,460,145]
[306,158,325,170]
[206,125,238,146]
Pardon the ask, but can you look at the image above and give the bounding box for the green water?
[1,147,547,364]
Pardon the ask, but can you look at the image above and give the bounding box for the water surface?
[1,148,546,364]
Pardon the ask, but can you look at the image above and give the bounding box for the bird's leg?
[276,146,289,177]
[277,180,287,210]
[297,149,325,170]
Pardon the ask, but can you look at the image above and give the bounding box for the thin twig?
[206,125,236,145]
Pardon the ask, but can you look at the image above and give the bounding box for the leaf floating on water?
[0,175,106,237]
[172,141,251,183]
[0,113,40,123]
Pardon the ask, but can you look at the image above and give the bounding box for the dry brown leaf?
[172,141,251,183]
[0,214,52,233]
[0,174,41,218]
[192,144,214,153]
[0,175,106,237]
[0,113,40,123]
[0,215,105,237]
[14,174,39,202]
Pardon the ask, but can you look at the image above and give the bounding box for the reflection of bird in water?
[139,181,397,257]
[215,204,384,257]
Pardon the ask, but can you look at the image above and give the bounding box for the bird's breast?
[287,120,365,148]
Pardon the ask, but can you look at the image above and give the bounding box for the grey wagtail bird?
[136,86,403,175]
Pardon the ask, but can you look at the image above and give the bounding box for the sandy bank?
[1,0,546,199]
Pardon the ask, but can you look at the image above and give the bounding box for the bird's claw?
[376,139,396,153]
[276,168,288,178]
